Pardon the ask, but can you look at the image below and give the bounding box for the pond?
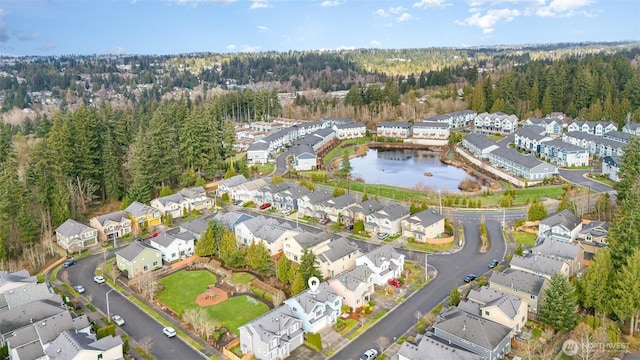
[349,149,478,192]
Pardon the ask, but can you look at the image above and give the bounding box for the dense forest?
[1,43,640,270]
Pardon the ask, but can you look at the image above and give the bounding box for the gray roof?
[317,237,360,263]
[178,186,206,199]
[510,254,565,277]
[240,215,281,234]
[463,133,498,151]
[335,121,365,130]
[293,143,316,158]
[124,201,158,217]
[305,189,333,205]
[413,121,450,129]
[153,193,185,206]
[5,312,90,354]
[579,221,609,238]
[377,121,412,129]
[254,223,290,244]
[348,199,384,216]
[0,296,65,333]
[524,117,548,125]
[489,269,546,296]
[45,331,123,359]
[283,185,312,199]
[2,282,56,311]
[93,210,130,227]
[603,155,622,167]
[151,232,181,248]
[285,282,339,314]
[247,140,269,151]
[434,307,511,351]
[212,211,253,232]
[398,334,484,360]
[490,147,551,171]
[516,126,547,140]
[405,209,444,227]
[540,209,581,231]
[219,175,248,188]
[531,238,579,260]
[180,217,211,235]
[115,241,160,262]
[0,270,36,293]
[239,305,302,344]
[55,219,95,238]
[322,194,357,210]
[363,244,403,268]
[314,127,335,138]
[465,287,523,319]
[330,265,372,291]
[540,139,586,152]
[293,231,331,249]
[373,203,409,221]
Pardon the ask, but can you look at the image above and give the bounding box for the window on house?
[485,311,490,316]
[530,295,536,300]
[315,310,322,317]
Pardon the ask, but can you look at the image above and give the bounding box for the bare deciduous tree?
[375,336,390,353]
[129,271,158,301]
[60,270,70,284]
[136,336,154,355]
[573,322,608,360]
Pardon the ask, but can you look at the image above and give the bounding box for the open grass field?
[205,295,269,335]
[512,231,537,247]
[156,270,217,314]
[232,272,254,285]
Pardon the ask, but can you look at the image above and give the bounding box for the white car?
[360,349,379,360]
[73,285,85,294]
[163,327,177,338]
[93,275,105,284]
[111,315,125,326]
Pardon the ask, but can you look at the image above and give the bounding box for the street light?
[425,253,430,282]
[106,289,115,322]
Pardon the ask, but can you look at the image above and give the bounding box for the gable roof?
[540,139,586,152]
[540,209,581,230]
[374,203,409,220]
[219,175,248,188]
[348,199,384,216]
[239,305,301,344]
[292,231,331,249]
[293,144,316,157]
[93,211,130,227]
[434,307,511,351]
[124,201,158,217]
[153,193,185,207]
[462,287,523,319]
[212,211,253,231]
[305,189,333,205]
[603,155,622,167]
[330,265,372,292]
[398,335,483,360]
[490,147,553,171]
[178,186,207,199]
[323,194,357,210]
[531,238,580,260]
[463,133,498,151]
[516,126,547,140]
[0,296,65,333]
[377,121,412,129]
[406,209,445,227]
[115,241,159,262]
[317,237,359,263]
[45,331,123,360]
[285,282,339,314]
[362,244,403,268]
[579,221,609,238]
[55,219,95,238]
[413,121,450,129]
[510,254,565,277]
[489,269,546,295]
[180,216,212,235]
[335,121,366,130]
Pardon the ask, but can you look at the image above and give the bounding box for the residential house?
[180,216,215,240]
[276,185,312,211]
[231,178,269,203]
[212,211,253,232]
[0,270,57,312]
[412,121,451,139]
[449,110,477,128]
[321,194,357,223]
[488,147,558,181]
[217,175,248,196]
[461,133,500,159]
[333,121,367,140]
[150,193,189,219]
[89,211,132,243]
[602,130,633,144]
[256,182,292,206]
[283,283,342,333]
[531,238,583,276]
[602,155,622,182]
[514,126,550,153]
[282,231,332,263]
[473,112,519,134]
[355,245,404,286]
[397,333,483,360]
[178,186,213,211]
[365,203,410,235]
[538,209,582,242]
[297,190,333,218]
[458,287,528,335]
[577,221,609,265]
[115,241,162,278]
[523,117,561,137]
[235,215,281,246]
[489,269,548,314]
[250,220,300,256]
[149,230,195,263]
[0,296,67,339]
[429,307,512,360]
[566,120,617,135]
[562,131,626,158]
[376,121,412,139]
[124,201,161,228]
[622,122,640,136]
[291,144,317,171]
[315,237,362,278]
[342,199,385,226]
[328,265,375,312]
[246,140,271,165]
[401,209,445,242]
[45,331,124,360]
[55,219,98,252]
[239,306,304,360]
[509,254,569,279]
[538,139,589,167]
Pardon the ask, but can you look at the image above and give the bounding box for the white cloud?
[455,8,520,33]
[109,47,126,55]
[463,0,595,18]
[536,0,594,17]
[370,40,382,47]
[375,9,389,17]
[413,0,450,8]
[336,45,356,50]
[389,6,405,14]
[249,0,270,9]
[320,0,342,7]
[257,25,268,32]
[226,44,237,50]
[397,13,413,22]
[172,0,237,5]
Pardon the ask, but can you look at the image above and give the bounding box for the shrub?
[192,209,201,216]
[431,304,443,314]
[335,318,346,331]
[96,324,116,339]
[221,193,229,203]
[305,332,322,351]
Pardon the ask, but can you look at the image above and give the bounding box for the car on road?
[93,275,105,284]
[489,260,499,269]
[360,349,379,360]
[388,279,401,288]
[73,285,85,294]
[163,327,177,338]
[259,203,272,210]
[463,274,476,283]
[63,259,77,268]
[111,315,125,326]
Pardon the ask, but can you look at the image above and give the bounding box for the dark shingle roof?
[434,307,511,351]
[115,241,159,262]
[490,147,551,170]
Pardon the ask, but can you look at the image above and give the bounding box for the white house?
[355,245,405,286]
[55,219,98,252]
[412,121,451,139]
[148,230,195,263]
[365,203,410,235]
[292,144,317,171]
[401,209,445,242]
[376,122,412,139]
[328,265,375,312]
[283,283,342,333]
[538,209,582,242]
[333,122,366,140]
[461,133,500,159]
[239,306,304,360]
[622,122,640,136]
[538,139,589,167]
[602,155,622,182]
[150,193,189,219]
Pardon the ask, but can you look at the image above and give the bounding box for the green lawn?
[338,318,358,335]
[487,134,505,141]
[156,270,217,314]
[403,241,454,253]
[512,231,537,247]
[205,295,268,335]
[232,272,254,285]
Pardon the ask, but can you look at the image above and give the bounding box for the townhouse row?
[375,110,478,140]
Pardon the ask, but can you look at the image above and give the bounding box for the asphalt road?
[275,149,291,175]
[332,219,506,360]
[558,168,613,193]
[62,253,206,360]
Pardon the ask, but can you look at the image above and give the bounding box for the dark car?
[346,224,354,230]
[489,259,499,268]
[463,274,476,283]
[63,259,77,268]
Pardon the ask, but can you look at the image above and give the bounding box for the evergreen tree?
[470,83,486,113]
[333,187,346,197]
[292,272,306,295]
[608,177,640,269]
[615,137,640,202]
[527,200,547,221]
[581,249,615,321]
[277,255,292,285]
[337,153,352,179]
[159,185,173,197]
[361,189,368,202]
[449,287,461,306]
[539,273,578,331]
[613,249,640,336]
[247,242,273,275]
[224,161,237,179]
[299,250,322,286]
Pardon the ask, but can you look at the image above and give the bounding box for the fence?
[221,338,253,360]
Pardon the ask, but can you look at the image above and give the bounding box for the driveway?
[558,168,613,193]
[62,253,208,360]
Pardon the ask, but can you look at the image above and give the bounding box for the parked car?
[346,224,354,230]
[163,327,177,338]
[360,349,379,360]
[93,275,105,284]
[63,259,77,268]
[259,203,272,210]
[73,285,85,294]
[378,232,390,240]
[463,274,476,283]
[149,231,159,238]
[388,279,401,288]
[111,315,125,326]
[320,218,330,225]
[489,259,499,269]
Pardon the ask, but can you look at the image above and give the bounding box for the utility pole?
[425,253,429,281]
[438,190,443,215]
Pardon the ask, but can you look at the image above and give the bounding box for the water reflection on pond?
[349,149,478,192]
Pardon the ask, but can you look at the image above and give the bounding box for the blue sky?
[1,0,638,56]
